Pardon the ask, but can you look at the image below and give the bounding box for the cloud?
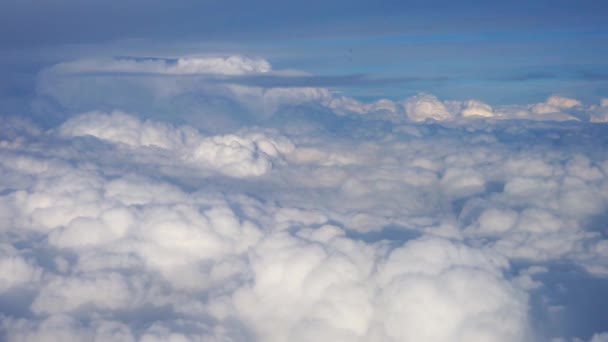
[403,93,453,122]
[590,98,608,123]
[0,244,42,293]
[461,100,495,118]
[374,238,529,342]
[588,332,608,342]
[546,96,582,109]
[35,56,335,128]
[32,56,606,130]
[58,110,294,177]
[58,111,200,149]
[2,54,608,341]
[47,56,272,76]
[232,234,529,342]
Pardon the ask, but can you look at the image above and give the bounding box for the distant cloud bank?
[35,56,608,128]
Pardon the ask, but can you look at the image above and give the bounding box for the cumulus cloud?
[403,93,453,122]
[2,54,608,341]
[58,111,200,149]
[232,235,528,342]
[461,100,495,118]
[2,110,608,341]
[58,110,294,177]
[32,56,606,129]
[546,95,582,109]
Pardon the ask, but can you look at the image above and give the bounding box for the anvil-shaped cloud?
[34,56,608,129]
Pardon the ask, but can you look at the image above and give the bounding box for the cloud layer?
[1,55,608,342]
[33,56,608,130]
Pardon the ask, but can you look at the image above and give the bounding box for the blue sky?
[1,0,607,112]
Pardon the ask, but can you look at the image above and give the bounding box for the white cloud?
[496,96,581,121]
[47,55,272,76]
[168,56,271,75]
[59,111,200,149]
[403,93,453,122]
[34,56,607,127]
[31,273,136,314]
[589,333,608,342]
[0,244,42,292]
[2,55,608,341]
[466,207,518,236]
[184,132,294,177]
[59,111,294,177]
[546,95,582,109]
[4,111,608,340]
[2,315,94,342]
[461,100,495,118]
[440,167,486,198]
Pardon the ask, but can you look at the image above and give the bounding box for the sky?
[1,1,608,342]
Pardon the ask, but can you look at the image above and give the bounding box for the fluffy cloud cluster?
[2,54,608,341]
[332,94,587,122]
[33,55,606,128]
[35,56,336,127]
[1,106,608,341]
[58,111,294,177]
